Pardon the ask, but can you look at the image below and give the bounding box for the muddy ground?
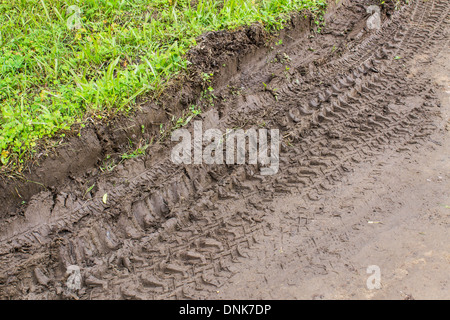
[0,0,448,300]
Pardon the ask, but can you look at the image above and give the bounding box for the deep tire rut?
[0,0,448,299]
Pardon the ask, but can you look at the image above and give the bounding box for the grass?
[0,0,327,172]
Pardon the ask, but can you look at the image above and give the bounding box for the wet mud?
[0,0,449,299]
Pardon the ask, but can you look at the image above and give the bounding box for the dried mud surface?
[0,0,449,300]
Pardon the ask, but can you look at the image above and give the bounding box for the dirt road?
[0,0,448,299]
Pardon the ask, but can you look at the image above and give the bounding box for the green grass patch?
[0,0,326,171]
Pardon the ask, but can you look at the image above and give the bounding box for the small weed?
[83,183,95,199]
[100,155,117,172]
[159,104,202,142]
[121,140,150,160]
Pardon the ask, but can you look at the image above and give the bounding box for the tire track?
[0,0,448,299]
